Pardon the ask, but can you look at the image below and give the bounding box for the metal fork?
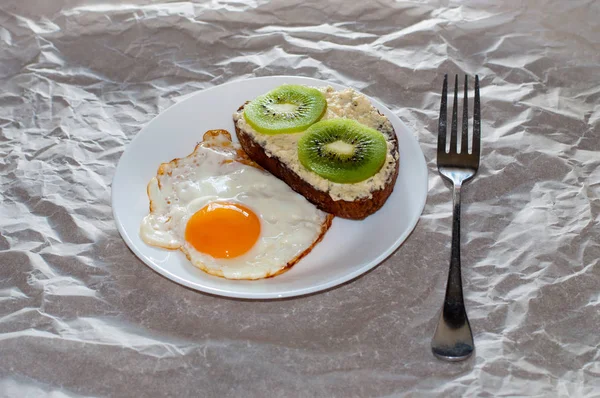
[431,74,481,361]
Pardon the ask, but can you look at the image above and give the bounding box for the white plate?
[112,76,428,299]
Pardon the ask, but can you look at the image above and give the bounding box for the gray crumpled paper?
[1,0,599,396]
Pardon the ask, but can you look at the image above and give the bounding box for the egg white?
[140,139,330,280]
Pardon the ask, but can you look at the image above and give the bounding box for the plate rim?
[112,75,428,299]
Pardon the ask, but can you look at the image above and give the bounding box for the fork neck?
[453,181,463,200]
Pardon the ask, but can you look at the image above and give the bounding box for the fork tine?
[461,75,469,154]
[449,75,458,153]
[437,74,448,154]
[472,75,481,159]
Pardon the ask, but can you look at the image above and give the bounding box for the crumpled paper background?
[1,0,599,396]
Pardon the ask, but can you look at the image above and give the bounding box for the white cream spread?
[233,86,398,201]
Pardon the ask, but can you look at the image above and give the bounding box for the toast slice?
[233,86,400,220]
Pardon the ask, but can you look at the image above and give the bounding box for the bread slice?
[233,86,400,220]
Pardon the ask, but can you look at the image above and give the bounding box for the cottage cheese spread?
[233,86,398,201]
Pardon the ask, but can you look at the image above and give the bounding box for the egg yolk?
[185,202,260,259]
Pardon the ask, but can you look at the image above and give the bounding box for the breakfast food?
[233,85,399,219]
[140,129,333,280]
[244,85,327,134]
[298,119,388,184]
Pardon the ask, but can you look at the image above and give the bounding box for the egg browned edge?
[145,129,335,280]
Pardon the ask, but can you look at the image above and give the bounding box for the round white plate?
[112,76,428,299]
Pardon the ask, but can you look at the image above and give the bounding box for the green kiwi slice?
[243,85,327,135]
[298,119,388,184]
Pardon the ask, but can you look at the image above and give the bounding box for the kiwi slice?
[243,85,327,135]
[298,119,388,184]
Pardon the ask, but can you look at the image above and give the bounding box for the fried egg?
[140,130,333,280]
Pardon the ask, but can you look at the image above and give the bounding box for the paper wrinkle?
[1,0,600,396]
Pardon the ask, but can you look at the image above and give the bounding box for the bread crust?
[234,106,400,220]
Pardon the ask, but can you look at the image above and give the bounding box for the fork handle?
[431,181,474,361]
[447,182,467,322]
